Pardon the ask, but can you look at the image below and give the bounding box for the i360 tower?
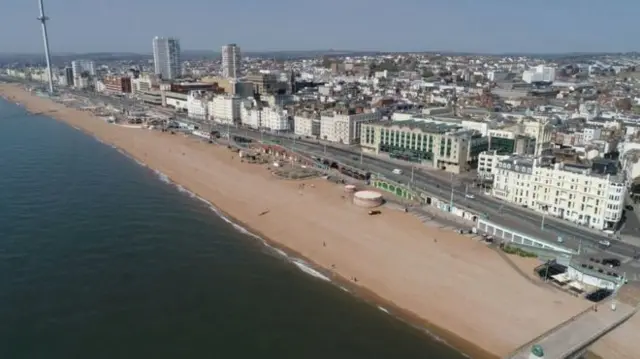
[37,0,54,93]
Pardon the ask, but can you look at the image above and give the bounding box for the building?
[478,150,510,179]
[246,72,280,95]
[152,36,181,80]
[71,60,95,88]
[221,44,241,79]
[71,60,95,78]
[261,106,289,132]
[488,118,554,156]
[240,99,262,129]
[522,65,556,83]
[74,75,91,89]
[361,120,489,173]
[208,95,242,124]
[132,74,159,93]
[102,76,132,94]
[492,156,626,230]
[186,91,209,120]
[294,114,321,138]
[63,67,74,87]
[320,110,382,144]
[201,76,235,95]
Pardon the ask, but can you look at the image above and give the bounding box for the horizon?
[1,0,639,54]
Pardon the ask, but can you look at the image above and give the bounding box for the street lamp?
[449,172,455,211]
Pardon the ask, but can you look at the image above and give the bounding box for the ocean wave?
[291,259,331,282]
[146,167,334,284]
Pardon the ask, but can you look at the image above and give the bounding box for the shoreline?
[78,129,494,359]
[0,91,491,358]
[0,85,601,358]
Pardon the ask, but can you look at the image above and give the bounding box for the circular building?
[344,184,357,193]
[353,190,383,208]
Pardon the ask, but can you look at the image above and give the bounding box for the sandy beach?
[1,84,635,358]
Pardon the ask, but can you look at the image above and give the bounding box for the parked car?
[368,210,381,216]
[602,258,621,267]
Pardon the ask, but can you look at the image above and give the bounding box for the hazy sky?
[2,0,638,54]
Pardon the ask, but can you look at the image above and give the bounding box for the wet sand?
[0,84,612,358]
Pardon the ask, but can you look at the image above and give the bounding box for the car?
[392,169,403,175]
[598,240,611,248]
[625,205,634,211]
[465,194,475,199]
[602,258,621,267]
[368,210,381,216]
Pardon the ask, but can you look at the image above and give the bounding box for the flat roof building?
[361,120,488,173]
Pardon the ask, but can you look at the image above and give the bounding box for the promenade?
[508,300,636,359]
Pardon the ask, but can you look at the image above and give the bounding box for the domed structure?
[353,190,383,208]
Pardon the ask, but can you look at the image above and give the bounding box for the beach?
[0,83,634,358]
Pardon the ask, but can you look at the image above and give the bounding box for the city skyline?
[1,0,639,54]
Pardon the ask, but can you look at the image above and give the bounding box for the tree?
[421,69,434,78]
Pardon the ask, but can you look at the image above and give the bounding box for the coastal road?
[209,126,640,259]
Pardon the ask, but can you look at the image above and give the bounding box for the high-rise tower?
[152,37,181,80]
[221,44,241,79]
[36,0,54,93]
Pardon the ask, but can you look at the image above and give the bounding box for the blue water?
[0,98,468,359]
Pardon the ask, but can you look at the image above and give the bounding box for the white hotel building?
[208,95,242,125]
[239,99,289,131]
[186,91,209,120]
[492,156,626,230]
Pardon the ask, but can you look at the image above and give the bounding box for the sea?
[0,98,468,359]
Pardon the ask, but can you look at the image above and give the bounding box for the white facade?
[582,127,602,143]
[222,44,241,79]
[153,37,181,80]
[262,106,289,131]
[492,157,626,230]
[320,111,382,144]
[74,76,90,89]
[187,91,209,120]
[71,60,95,78]
[208,95,242,125]
[165,96,188,111]
[294,116,317,137]
[566,265,620,290]
[478,150,510,179]
[132,75,158,93]
[240,105,262,129]
[522,65,556,83]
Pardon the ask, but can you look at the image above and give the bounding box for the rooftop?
[367,120,462,134]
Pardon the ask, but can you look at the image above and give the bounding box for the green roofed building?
[361,120,488,174]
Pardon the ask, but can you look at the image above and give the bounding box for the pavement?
[508,301,636,359]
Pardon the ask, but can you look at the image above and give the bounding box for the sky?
[1,0,639,54]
